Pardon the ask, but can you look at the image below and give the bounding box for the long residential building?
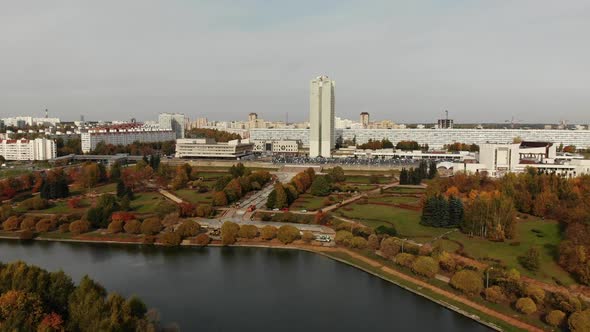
[81,124,175,153]
[0,138,56,161]
[175,138,254,159]
[250,128,590,150]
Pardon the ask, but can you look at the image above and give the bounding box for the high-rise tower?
[309,76,335,158]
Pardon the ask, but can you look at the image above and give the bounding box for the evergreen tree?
[434,195,450,227]
[448,196,464,227]
[399,168,408,184]
[421,196,436,226]
[428,160,438,179]
[266,189,277,209]
[274,184,288,208]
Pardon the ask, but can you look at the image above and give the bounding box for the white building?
[158,113,187,139]
[478,143,521,177]
[252,140,301,155]
[175,138,254,159]
[309,75,335,158]
[81,124,175,153]
[0,138,56,161]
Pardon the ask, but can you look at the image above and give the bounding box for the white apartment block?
[158,113,187,139]
[81,125,175,153]
[309,75,335,158]
[0,138,56,161]
[252,140,301,154]
[1,116,61,127]
[175,138,254,159]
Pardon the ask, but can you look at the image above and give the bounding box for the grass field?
[0,168,31,178]
[175,189,214,204]
[131,192,166,213]
[442,218,573,285]
[290,194,328,211]
[334,203,447,241]
[370,196,421,205]
[36,199,90,214]
[344,175,391,184]
[384,187,425,194]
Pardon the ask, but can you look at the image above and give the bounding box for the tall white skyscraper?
[309,75,335,158]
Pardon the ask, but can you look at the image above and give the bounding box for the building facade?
[81,125,175,153]
[0,138,56,161]
[309,76,335,157]
[175,138,254,159]
[158,113,187,139]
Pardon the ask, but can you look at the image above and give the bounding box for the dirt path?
[314,247,544,332]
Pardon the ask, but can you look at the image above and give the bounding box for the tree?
[107,220,124,234]
[212,191,228,206]
[238,225,259,239]
[177,221,200,238]
[367,234,380,251]
[69,220,91,235]
[519,247,540,271]
[545,310,566,327]
[335,230,353,246]
[274,184,288,209]
[301,231,315,243]
[350,236,367,249]
[221,221,239,245]
[141,217,163,235]
[515,297,537,314]
[86,194,120,228]
[277,225,299,244]
[411,256,439,278]
[450,270,483,295]
[67,276,107,331]
[260,225,278,240]
[484,286,506,304]
[310,176,331,197]
[123,220,141,234]
[0,290,45,330]
[394,253,415,267]
[327,166,346,183]
[194,233,211,246]
[266,190,277,209]
[160,232,182,246]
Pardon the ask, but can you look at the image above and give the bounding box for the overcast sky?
[1,1,589,124]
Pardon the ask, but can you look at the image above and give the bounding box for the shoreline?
[0,235,527,331]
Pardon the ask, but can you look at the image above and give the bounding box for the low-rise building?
[0,138,56,161]
[81,123,175,153]
[175,138,253,159]
[252,140,301,155]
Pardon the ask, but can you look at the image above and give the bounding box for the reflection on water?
[0,240,490,332]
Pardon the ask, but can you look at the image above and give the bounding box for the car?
[300,209,307,213]
[281,208,289,212]
[272,208,279,211]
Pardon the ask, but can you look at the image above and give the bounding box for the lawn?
[131,192,167,213]
[384,187,425,194]
[36,199,90,214]
[290,194,328,211]
[370,196,421,205]
[344,175,391,184]
[334,203,447,241]
[443,218,573,285]
[70,182,117,196]
[175,189,214,204]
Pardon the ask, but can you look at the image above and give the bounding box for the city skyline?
[1,1,589,123]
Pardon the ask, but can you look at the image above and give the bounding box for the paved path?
[158,189,184,204]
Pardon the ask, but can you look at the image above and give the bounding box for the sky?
[1,0,589,124]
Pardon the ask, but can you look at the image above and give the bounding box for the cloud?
[0,0,588,123]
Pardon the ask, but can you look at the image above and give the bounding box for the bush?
[375,225,397,236]
[58,223,70,233]
[515,297,537,315]
[124,219,141,234]
[380,238,401,259]
[142,235,156,244]
[450,270,483,295]
[35,218,57,233]
[160,232,182,246]
[194,233,210,246]
[277,225,299,244]
[177,221,200,238]
[350,236,367,249]
[523,284,545,304]
[367,234,380,251]
[484,286,507,304]
[411,256,438,278]
[302,231,315,243]
[141,217,163,235]
[518,247,540,271]
[569,310,590,332]
[335,230,353,246]
[196,205,213,218]
[19,196,48,211]
[551,293,582,313]
[238,225,259,239]
[69,220,91,235]
[438,251,456,272]
[2,216,20,231]
[20,216,37,231]
[260,225,277,240]
[107,220,124,234]
[221,221,239,245]
[19,230,35,240]
[545,310,565,327]
[394,253,415,268]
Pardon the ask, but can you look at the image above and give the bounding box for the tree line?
[399,160,437,185]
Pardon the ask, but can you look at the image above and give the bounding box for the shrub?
[375,225,397,236]
[545,310,566,327]
[238,225,259,239]
[2,216,20,231]
[411,256,438,278]
[380,238,401,259]
[107,220,124,234]
[394,253,415,268]
[484,286,507,304]
[141,217,163,235]
[124,219,141,234]
[551,293,582,313]
[221,221,239,245]
[19,197,48,211]
[196,205,213,218]
[367,234,380,251]
[177,221,200,238]
[523,284,545,304]
[260,225,277,240]
[350,236,367,249]
[335,230,353,246]
[450,270,483,295]
[194,233,210,246]
[160,232,182,246]
[35,218,57,233]
[438,251,456,272]
[19,230,35,240]
[569,310,590,331]
[69,220,91,235]
[302,231,315,243]
[518,247,540,271]
[58,223,70,233]
[515,297,537,315]
[20,216,37,231]
[142,235,156,244]
[277,225,299,244]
